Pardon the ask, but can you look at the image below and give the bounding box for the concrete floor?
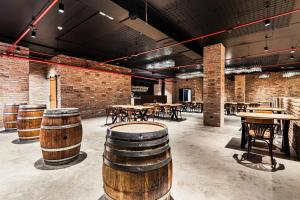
[1,113,300,200]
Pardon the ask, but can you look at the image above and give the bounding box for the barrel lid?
[108,122,168,140]
[19,104,47,109]
[44,108,80,115]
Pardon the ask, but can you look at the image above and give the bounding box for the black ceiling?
[0,0,299,78]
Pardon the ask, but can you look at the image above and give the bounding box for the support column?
[154,79,162,95]
[234,75,245,102]
[203,43,225,127]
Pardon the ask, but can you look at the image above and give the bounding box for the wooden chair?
[244,118,277,166]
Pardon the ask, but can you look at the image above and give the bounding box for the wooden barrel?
[3,104,20,130]
[40,108,82,165]
[103,122,172,200]
[17,104,46,140]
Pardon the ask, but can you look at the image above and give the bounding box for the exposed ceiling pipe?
[0,53,174,82]
[7,0,58,52]
[151,46,300,72]
[99,8,300,64]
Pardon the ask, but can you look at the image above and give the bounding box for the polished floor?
[0,113,300,200]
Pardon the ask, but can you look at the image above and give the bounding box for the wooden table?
[236,112,299,156]
[111,105,154,123]
[159,104,182,120]
[246,107,286,113]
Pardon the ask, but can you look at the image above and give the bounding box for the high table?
[158,103,182,120]
[111,105,154,123]
[236,112,299,156]
[246,107,286,114]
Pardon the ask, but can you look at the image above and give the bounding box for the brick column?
[203,43,225,127]
[154,79,162,95]
[235,75,245,102]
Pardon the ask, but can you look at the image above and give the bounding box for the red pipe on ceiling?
[8,0,58,52]
[0,53,175,82]
[99,7,300,64]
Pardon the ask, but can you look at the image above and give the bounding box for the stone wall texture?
[235,75,245,102]
[245,72,300,102]
[175,77,203,102]
[29,62,50,107]
[51,55,132,118]
[203,43,225,127]
[0,44,29,128]
[275,97,300,159]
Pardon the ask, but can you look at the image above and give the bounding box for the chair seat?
[248,130,271,139]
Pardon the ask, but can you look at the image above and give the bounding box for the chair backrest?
[244,118,275,139]
[256,110,273,114]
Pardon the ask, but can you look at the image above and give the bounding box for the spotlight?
[290,47,295,54]
[264,46,269,52]
[264,19,271,27]
[58,2,64,14]
[31,30,37,38]
[16,47,21,53]
[57,26,63,31]
[290,54,295,60]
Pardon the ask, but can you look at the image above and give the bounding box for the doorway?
[49,76,57,108]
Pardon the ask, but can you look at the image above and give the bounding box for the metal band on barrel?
[17,128,40,132]
[5,121,17,124]
[104,190,171,200]
[43,154,79,163]
[105,144,170,157]
[19,109,45,112]
[106,136,169,148]
[43,113,80,117]
[19,135,39,139]
[41,143,81,152]
[103,156,172,172]
[3,112,18,115]
[107,129,168,141]
[17,116,43,120]
[41,122,81,130]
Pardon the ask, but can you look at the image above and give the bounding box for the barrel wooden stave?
[3,104,19,130]
[40,109,82,165]
[103,162,172,200]
[103,122,172,200]
[17,105,45,140]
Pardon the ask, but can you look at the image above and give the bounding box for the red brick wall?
[51,55,132,118]
[235,75,245,102]
[174,78,203,102]
[0,44,29,128]
[29,62,50,106]
[245,72,300,102]
[225,76,235,102]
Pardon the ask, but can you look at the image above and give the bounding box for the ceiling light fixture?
[99,11,114,20]
[58,2,64,14]
[290,46,295,54]
[264,19,271,27]
[31,29,37,38]
[264,46,269,52]
[57,26,63,31]
[264,35,269,52]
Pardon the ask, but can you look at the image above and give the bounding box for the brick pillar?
[154,79,162,95]
[235,75,245,102]
[203,43,225,127]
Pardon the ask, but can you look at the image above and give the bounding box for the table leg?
[282,120,290,157]
[240,117,246,149]
[170,108,178,120]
